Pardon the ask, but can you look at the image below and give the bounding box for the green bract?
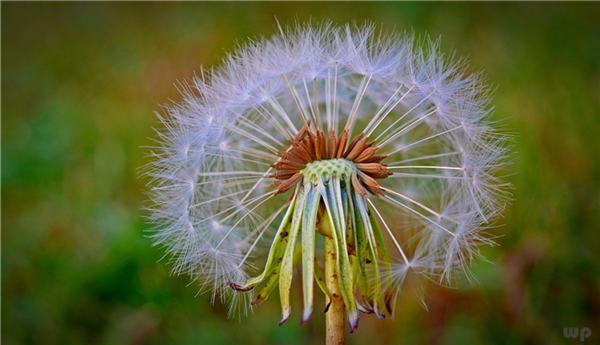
[229,158,394,332]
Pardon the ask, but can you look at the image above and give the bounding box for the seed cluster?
[302,158,356,184]
[271,124,392,195]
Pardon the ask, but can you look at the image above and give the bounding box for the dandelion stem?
[323,211,345,345]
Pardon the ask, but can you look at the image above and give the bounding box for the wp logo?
[564,327,592,342]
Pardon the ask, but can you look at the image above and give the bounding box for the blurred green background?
[2,2,599,344]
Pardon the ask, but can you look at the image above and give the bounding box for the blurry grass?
[2,2,599,345]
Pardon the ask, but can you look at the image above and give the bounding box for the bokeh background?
[2,2,599,344]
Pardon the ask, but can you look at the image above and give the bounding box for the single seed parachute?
[145,21,511,332]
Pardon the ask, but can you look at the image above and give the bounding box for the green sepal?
[228,187,298,292]
[341,187,355,255]
[319,178,359,333]
[278,184,307,326]
[301,186,320,324]
[349,192,370,301]
[354,191,385,319]
[250,258,283,306]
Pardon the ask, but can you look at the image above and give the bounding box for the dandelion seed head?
[145,20,511,325]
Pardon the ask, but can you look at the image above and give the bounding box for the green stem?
[323,213,345,345]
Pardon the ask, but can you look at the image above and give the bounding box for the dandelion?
[146,21,511,344]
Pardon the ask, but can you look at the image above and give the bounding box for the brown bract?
[271,124,392,196]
